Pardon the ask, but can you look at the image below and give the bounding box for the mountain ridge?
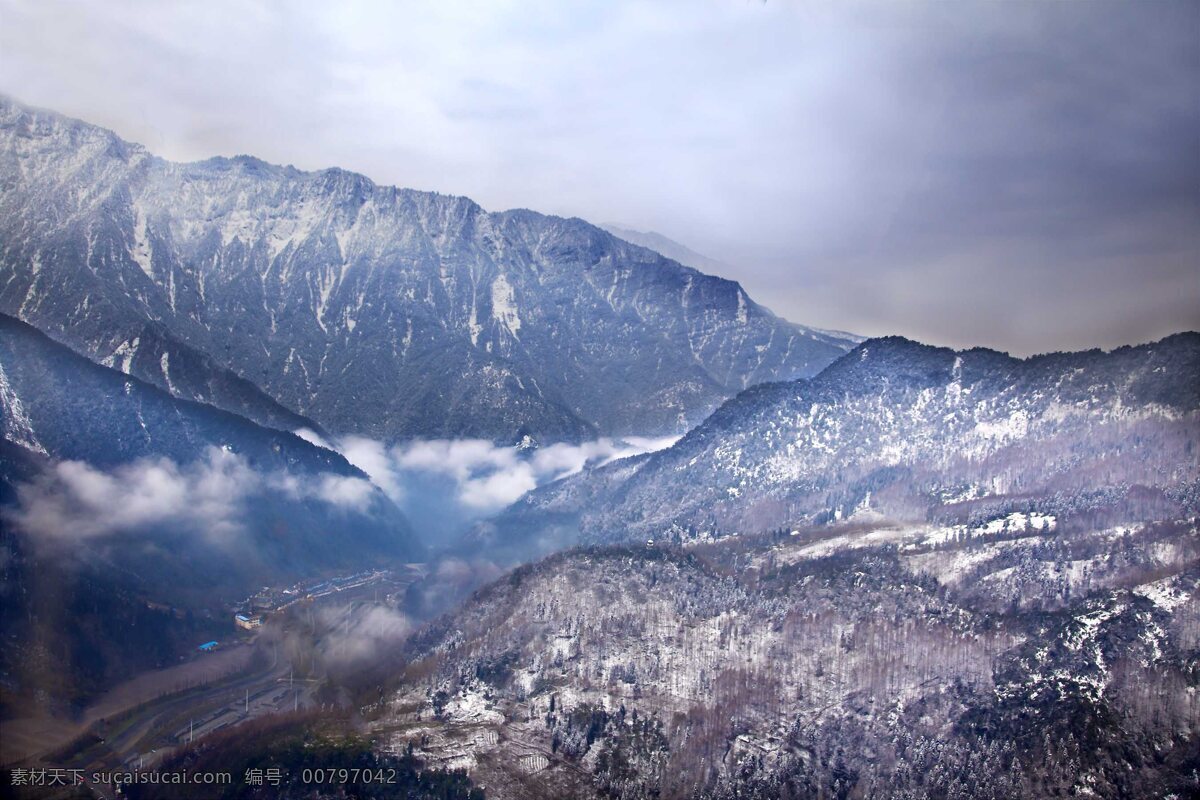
[0,95,857,443]
[460,330,1199,559]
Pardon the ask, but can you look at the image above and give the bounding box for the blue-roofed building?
[198,641,219,652]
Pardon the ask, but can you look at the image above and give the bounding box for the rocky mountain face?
[0,97,855,443]
[0,313,420,704]
[374,515,1199,799]
[473,333,1199,554]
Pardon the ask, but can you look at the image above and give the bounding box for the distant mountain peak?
[599,223,731,275]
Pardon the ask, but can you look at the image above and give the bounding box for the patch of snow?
[160,352,177,394]
[131,206,154,278]
[468,303,482,346]
[974,410,1029,443]
[491,273,521,335]
[443,685,504,725]
[0,363,47,454]
[1133,577,1194,612]
[102,337,141,374]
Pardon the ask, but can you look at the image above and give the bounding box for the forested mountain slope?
[375,514,1199,799]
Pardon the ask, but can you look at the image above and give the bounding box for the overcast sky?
[1,0,1196,354]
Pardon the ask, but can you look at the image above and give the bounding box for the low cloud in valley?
[5,447,378,543]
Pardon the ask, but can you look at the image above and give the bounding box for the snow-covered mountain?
[467,333,1199,555]
[0,97,856,442]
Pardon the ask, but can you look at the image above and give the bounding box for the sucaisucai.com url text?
[93,769,232,786]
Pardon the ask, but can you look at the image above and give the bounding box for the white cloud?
[314,474,376,512]
[338,435,406,503]
[294,427,332,449]
[459,464,538,510]
[296,433,677,543]
[596,435,679,468]
[8,448,254,542]
[318,603,413,668]
[326,434,678,517]
[6,447,381,542]
[392,439,518,481]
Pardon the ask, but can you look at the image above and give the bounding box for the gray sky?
[1,0,1196,354]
